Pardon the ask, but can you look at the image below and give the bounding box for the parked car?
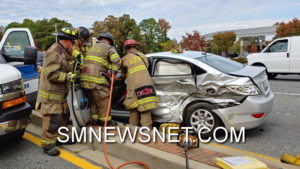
[247,36,300,79]
[110,51,274,136]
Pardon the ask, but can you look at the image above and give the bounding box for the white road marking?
[273,92,300,96]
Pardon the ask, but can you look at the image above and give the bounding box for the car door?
[150,58,197,121]
[264,39,290,73]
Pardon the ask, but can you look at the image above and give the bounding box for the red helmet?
[124,39,139,48]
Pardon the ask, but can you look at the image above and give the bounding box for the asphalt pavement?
[222,75,300,158]
[0,138,80,169]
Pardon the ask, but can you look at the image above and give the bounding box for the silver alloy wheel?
[190,109,215,133]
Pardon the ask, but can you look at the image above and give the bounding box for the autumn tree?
[92,14,141,55]
[5,18,72,50]
[160,39,179,51]
[158,18,171,42]
[211,31,236,55]
[276,18,300,37]
[181,31,206,51]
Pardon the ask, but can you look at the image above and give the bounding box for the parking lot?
[222,75,300,158]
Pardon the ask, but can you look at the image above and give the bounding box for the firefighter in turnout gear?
[81,32,121,125]
[121,39,159,128]
[36,27,79,156]
[71,26,91,66]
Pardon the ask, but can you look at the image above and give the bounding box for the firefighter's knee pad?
[48,115,60,133]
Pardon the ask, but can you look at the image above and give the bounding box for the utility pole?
[55,23,58,43]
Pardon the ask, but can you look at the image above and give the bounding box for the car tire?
[13,128,26,140]
[184,102,223,138]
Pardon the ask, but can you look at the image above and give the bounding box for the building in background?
[204,25,277,56]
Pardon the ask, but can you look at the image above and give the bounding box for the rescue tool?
[177,130,200,169]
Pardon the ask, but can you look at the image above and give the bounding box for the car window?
[2,31,30,58]
[267,39,288,53]
[197,54,244,73]
[154,59,192,76]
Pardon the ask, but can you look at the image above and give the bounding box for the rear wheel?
[267,73,277,79]
[184,103,223,138]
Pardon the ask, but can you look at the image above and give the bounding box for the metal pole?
[185,145,190,169]
[55,23,57,43]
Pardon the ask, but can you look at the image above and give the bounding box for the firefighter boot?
[43,145,60,156]
[99,120,117,126]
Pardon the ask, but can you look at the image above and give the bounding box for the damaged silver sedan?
[111,51,274,135]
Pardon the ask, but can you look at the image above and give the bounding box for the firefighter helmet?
[52,27,78,41]
[124,39,140,48]
[97,32,114,46]
[78,27,90,41]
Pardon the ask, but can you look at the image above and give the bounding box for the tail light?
[252,113,265,118]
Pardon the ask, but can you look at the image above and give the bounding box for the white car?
[70,51,274,137]
[247,36,300,78]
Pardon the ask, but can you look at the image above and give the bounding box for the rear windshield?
[197,54,244,73]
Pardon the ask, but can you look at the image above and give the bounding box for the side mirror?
[24,46,37,65]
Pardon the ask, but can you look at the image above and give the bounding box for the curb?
[30,110,298,169]
[28,112,217,169]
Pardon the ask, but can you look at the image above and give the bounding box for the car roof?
[146,51,209,60]
[146,50,223,74]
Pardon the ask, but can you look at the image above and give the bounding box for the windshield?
[197,54,244,73]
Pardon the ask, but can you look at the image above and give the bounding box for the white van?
[247,36,300,78]
[0,28,38,140]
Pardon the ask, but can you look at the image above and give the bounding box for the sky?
[0,0,299,40]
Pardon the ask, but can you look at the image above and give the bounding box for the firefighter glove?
[67,72,77,82]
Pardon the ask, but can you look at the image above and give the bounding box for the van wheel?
[267,73,277,79]
[184,103,222,138]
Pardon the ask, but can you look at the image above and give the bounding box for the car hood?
[229,65,265,78]
[0,64,21,84]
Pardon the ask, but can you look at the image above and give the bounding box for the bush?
[230,57,247,64]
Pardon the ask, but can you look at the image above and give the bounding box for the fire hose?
[102,73,150,169]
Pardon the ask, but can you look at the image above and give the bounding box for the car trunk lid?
[229,65,270,96]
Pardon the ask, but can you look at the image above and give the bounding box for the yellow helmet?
[52,26,78,40]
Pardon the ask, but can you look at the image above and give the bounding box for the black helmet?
[52,27,78,41]
[78,26,90,41]
[97,32,114,46]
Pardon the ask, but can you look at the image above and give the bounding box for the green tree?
[139,18,164,53]
[5,18,72,50]
[230,39,241,54]
[211,31,236,55]
[276,18,300,37]
[0,32,3,41]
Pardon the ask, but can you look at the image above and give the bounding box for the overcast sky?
[0,0,299,39]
